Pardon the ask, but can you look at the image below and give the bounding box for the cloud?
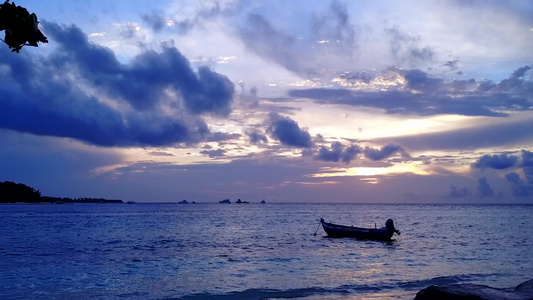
[267,113,312,148]
[200,149,226,158]
[118,23,140,39]
[288,66,533,118]
[142,2,238,35]
[510,185,533,197]
[310,0,357,59]
[149,151,175,157]
[505,172,533,197]
[443,59,459,71]
[246,130,268,144]
[477,177,494,197]
[448,185,469,198]
[0,51,195,147]
[472,154,518,170]
[0,22,239,147]
[521,150,533,167]
[505,172,523,184]
[373,116,533,152]
[503,151,533,197]
[363,143,404,161]
[315,142,362,164]
[206,132,241,143]
[237,1,357,77]
[342,145,363,163]
[385,25,434,67]
[293,86,514,118]
[402,69,442,91]
[238,14,304,74]
[43,22,235,116]
[519,150,533,185]
[141,10,168,32]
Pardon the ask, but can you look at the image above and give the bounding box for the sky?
[1,0,533,203]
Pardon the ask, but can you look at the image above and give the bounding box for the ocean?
[1,203,532,299]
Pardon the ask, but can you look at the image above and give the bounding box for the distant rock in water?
[235,199,249,204]
[219,199,231,204]
[414,279,533,300]
[261,200,266,204]
[178,200,188,204]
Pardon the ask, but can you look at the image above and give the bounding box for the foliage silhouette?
[0,181,41,202]
[0,181,123,203]
[0,0,47,52]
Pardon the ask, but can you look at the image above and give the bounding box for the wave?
[397,273,495,289]
[166,274,492,300]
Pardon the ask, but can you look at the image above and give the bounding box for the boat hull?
[320,219,396,241]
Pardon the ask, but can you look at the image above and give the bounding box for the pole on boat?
[313,220,321,236]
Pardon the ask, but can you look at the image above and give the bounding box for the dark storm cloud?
[0,83,190,147]
[267,113,312,148]
[43,22,234,115]
[289,66,533,118]
[184,66,234,116]
[315,142,362,164]
[0,22,237,147]
[472,154,518,170]
[477,177,494,197]
[363,143,403,161]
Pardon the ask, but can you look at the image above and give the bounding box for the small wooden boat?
[320,218,400,241]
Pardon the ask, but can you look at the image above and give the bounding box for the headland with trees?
[0,181,123,204]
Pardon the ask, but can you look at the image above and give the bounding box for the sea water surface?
[1,203,532,299]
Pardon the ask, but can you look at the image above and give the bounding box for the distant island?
[0,181,123,204]
[178,200,195,204]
